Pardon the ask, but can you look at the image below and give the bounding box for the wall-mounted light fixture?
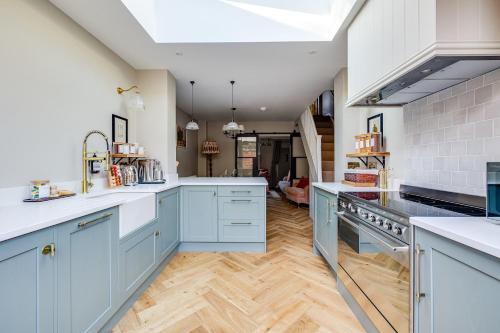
[117,85,145,112]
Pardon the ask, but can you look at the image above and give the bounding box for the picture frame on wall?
[367,113,384,147]
[177,125,186,149]
[112,114,128,143]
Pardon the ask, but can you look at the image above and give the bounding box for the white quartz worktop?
[312,182,388,194]
[0,177,267,243]
[179,177,268,186]
[411,217,500,259]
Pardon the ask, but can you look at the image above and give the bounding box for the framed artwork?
[177,125,186,149]
[367,113,384,147]
[112,114,128,143]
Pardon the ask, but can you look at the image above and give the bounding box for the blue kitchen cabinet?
[218,196,265,242]
[414,227,500,333]
[157,188,180,259]
[182,186,218,242]
[56,207,119,333]
[313,188,338,270]
[0,228,55,333]
[118,219,158,303]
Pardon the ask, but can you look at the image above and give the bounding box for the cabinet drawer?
[218,185,265,197]
[219,222,265,242]
[218,197,265,220]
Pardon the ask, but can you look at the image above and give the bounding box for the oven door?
[337,212,410,333]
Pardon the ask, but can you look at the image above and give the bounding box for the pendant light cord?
[190,81,195,120]
[231,80,235,121]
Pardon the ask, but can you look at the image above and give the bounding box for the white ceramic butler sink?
[85,192,156,238]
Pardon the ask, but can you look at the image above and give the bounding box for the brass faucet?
[82,130,110,193]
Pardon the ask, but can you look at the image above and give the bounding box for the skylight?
[120,0,358,43]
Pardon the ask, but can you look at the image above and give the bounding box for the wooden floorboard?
[113,196,365,333]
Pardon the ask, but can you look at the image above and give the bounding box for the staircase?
[313,115,334,182]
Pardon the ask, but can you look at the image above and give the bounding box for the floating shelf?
[111,154,146,163]
[346,152,390,168]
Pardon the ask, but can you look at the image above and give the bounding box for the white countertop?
[0,177,267,243]
[411,217,500,259]
[312,182,387,194]
[179,177,268,186]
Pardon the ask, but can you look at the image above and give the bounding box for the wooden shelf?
[346,151,390,168]
[346,152,390,158]
[111,154,146,158]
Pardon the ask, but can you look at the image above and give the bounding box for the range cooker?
[337,185,485,333]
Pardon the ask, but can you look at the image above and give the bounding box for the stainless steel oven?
[337,195,410,333]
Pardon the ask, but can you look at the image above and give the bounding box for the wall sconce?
[117,85,145,112]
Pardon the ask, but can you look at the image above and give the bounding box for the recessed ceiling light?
[308,50,317,55]
[260,106,267,111]
[175,51,183,56]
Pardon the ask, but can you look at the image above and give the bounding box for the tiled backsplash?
[403,68,500,196]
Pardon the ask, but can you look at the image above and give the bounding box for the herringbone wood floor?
[113,197,365,333]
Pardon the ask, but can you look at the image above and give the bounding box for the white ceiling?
[49,0,361,121]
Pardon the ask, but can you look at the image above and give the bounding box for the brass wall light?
[117,85,145,112]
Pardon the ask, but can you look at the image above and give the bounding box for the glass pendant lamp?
[186,80,199,130]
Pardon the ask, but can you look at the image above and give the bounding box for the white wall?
[0,0,137,188]
[334,68,405,185]
[197,120,296,176]
[136,70,178,182]
[176,108,199,177]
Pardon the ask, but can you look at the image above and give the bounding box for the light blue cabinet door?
[56,208,119,333]
[157,188,180,259]
[182,186,218,242]
[415,228,500,333]
[119,220,158,302]
[0,228,55,333]
[313,188,337,270]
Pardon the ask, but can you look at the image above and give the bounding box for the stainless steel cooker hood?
[356,56,500,106]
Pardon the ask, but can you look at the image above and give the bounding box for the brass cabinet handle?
[213,191,217,197]
[78,212,113,228]
[231,190,251,193]
[42,243,56,256]
[230,222,252,225]
[231,199,252,203]
[155,230,160,236]
[415,244,426,302]
[158,199,163,205]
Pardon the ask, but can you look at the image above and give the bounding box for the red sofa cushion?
[296,177,309,189]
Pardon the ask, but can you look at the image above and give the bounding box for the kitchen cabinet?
[119,219,158,302]
[313,188,338,270]
[218,196,265,242]
[0,228,55,333]
[414,227,500,333]
[157,188,180,260]
[56,207,119,333]
[347,0,499,106]
[182,186,218,242]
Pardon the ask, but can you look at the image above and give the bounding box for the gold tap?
[82,130,110,194]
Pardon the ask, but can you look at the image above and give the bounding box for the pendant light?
[186,80,199,130]
[222,81,244,138]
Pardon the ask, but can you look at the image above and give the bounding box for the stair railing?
[297,107,322,183]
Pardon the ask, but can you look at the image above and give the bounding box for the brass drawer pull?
[231,199,252,203]
[78,212,113,228]
[231,190,251,193]
[230,222,252,225]
[42,243,56,256]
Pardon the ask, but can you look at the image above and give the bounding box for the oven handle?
[336,212,409,253]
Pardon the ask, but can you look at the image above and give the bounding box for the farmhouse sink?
[85,192,156,238]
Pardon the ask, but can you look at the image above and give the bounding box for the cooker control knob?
[368,214,376,222]
[361,212,369,219]
[376,218,385,226]
[383,221,392,230]
[350,205,357,213]
[392,226,402,235]
[340,202,347,209]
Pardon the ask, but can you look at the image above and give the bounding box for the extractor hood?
[355,56,500,106]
